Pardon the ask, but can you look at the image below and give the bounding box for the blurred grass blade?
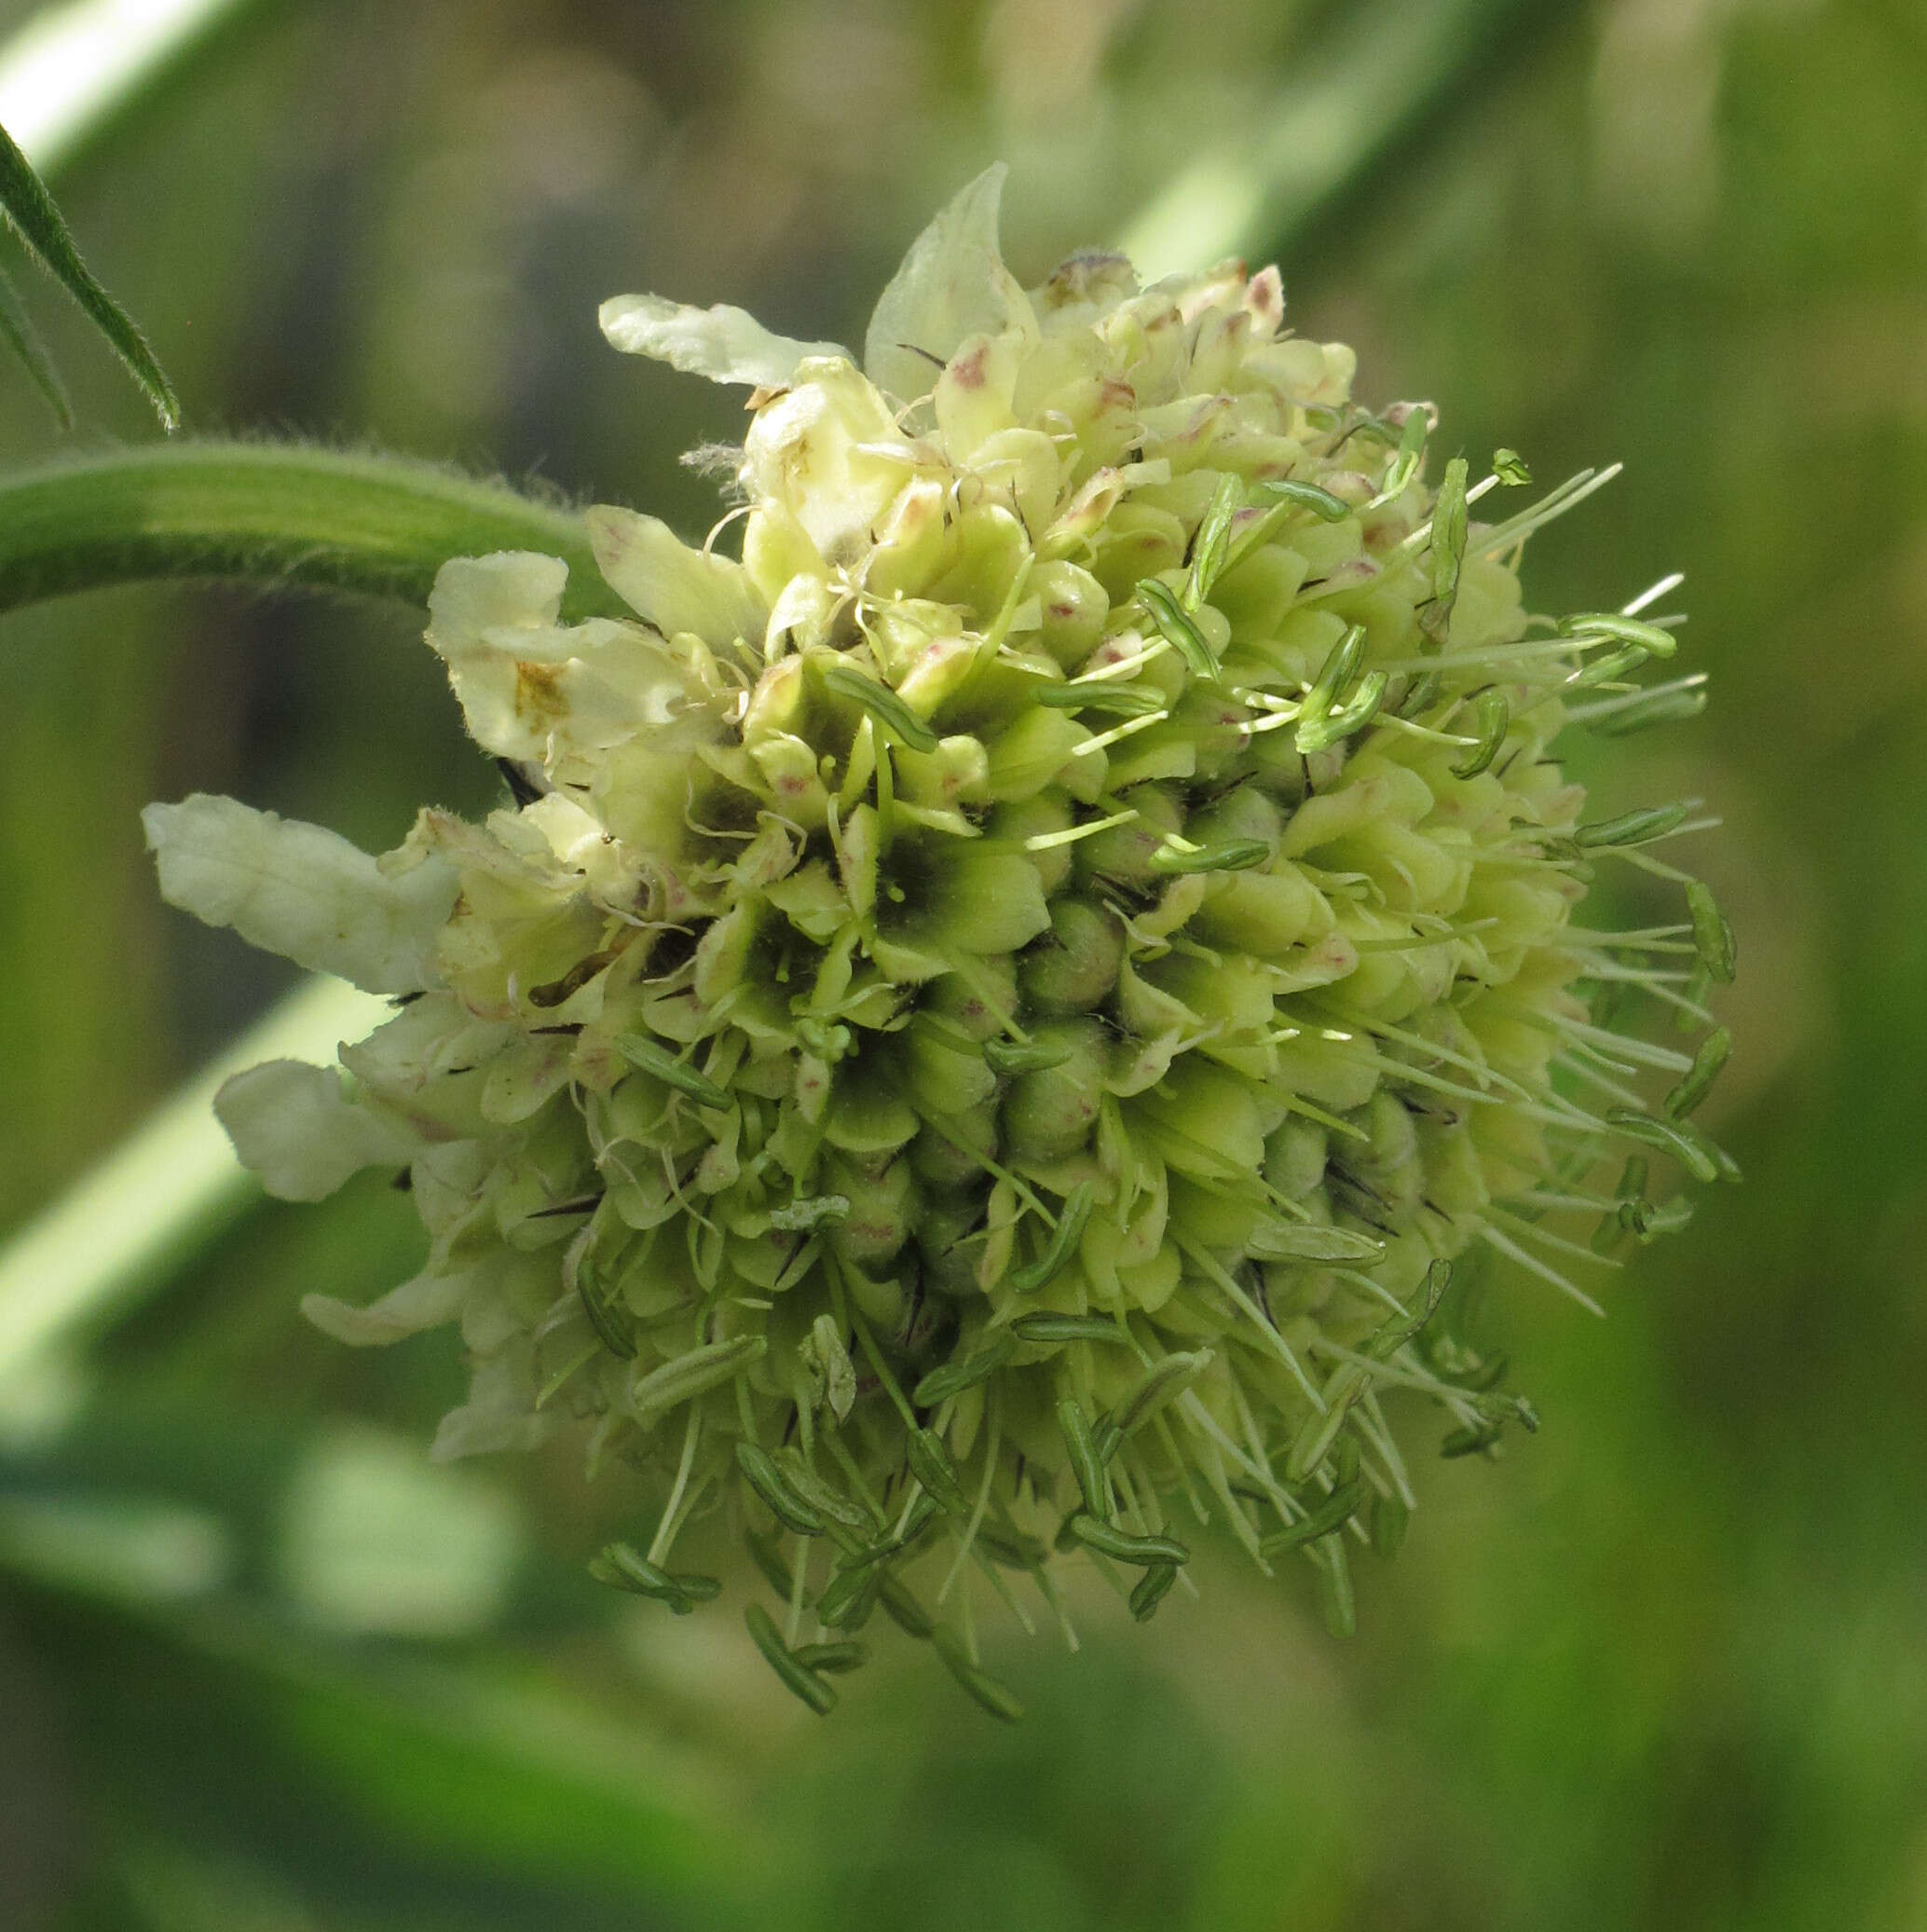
[0,975,386,1391]
[0,1491,233,1602]
[1115,0,1550,273]
[6,1578,744,1921]
[0,116,179,429]
[0,441,631,621]
[0,0,259,178]
[0,256,72,425]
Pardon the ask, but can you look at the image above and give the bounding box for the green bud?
[1019,899,1126,1013]
[1000,1021,1108,1162]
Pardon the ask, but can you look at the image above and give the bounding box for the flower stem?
[0,440,629,622]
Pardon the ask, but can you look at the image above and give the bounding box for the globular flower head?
[148,166,1736,1716]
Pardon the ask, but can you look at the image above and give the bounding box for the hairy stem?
[0,440,629,622]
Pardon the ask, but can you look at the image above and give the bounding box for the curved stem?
[0,440,629,623]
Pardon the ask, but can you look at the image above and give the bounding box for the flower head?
[147,166,1735,1715]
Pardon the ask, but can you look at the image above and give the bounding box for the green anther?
[820,664,942,753]
[745,1530,795,1600]
[984,1037,1073,1076]
[1295,669,1388,752]
[745,1604,837,1715]
[1451,689,1509,778]
[1246,1222,1387,1264]
[1137,577,1219,678]
[573,1251,636,1360]
[1067,1514,1190,1567]
[586,1543,719,1612]
[1148,837,1272,874]
[1567,642,1651,690]
[736,1441,827,1535]
[1493,447,1532,485]
[1010,1313,1132,1347]
[897,1491,943,1548]
[630,1335,764,1420]
[1441,1349,1510,1394]
[1557,611,1679,657]
[1606,1108,1721,1184]
[1302,623,1367,722]
[1367,1257,1452,1362]
[1101,1349,1213,1448]
[1057,1400,1113,1518]
[932,1628,1025,1723]
[1633,1195,1695,1240]
[1285,1362,1371,1483]
[1594,1203,1632,1254]
[1381,408,1428,500]
[1034,681,1166,718]
[1441,1420,1504,1459]
[815,1561,882,1631]
[1592,1211,1630,1257]
[1256,478,1352,521]
[913,1331,1017,1407]
[1663,1026,1730,1119]
[1483,1391,1538,1433]
[1591,688,1708,735]
[1185,472,1245,607]
[1422,456,1469,643]
[804,1312,858,1423]
[613,1034,731,1109]
[1006,1182,1097,1295]
[1574,802,1688,849]
[878,1575,936,1640]
[1259,1477,1366,1555]
[1369,1491,1410,1558]
[774,1450,875,1531]
[1393,668,1443,719]
[907,1427,969,1513]
[793,1640,870,1675]
[1687,880,1737,983]
[1129,1562,1179,1622]
[830,1535,897,1578]
[1311,1535,1357,1638]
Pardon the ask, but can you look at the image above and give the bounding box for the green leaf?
[0,259,72,426]
[0,116,178,429]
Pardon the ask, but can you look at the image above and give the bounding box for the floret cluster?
[148,168,1734,1716]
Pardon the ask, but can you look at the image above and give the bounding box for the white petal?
[144,795,458,993]
[301,1268,469,1347]
[864,162,1032,404]
[598,292,845,388]
[423,548,567,637]
[583,505,767,650]
[427,554,718,774]
[214,1059,417,1201]
[430,1350,552,1459]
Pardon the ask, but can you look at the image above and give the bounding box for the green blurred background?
[1,0,1922,1925]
